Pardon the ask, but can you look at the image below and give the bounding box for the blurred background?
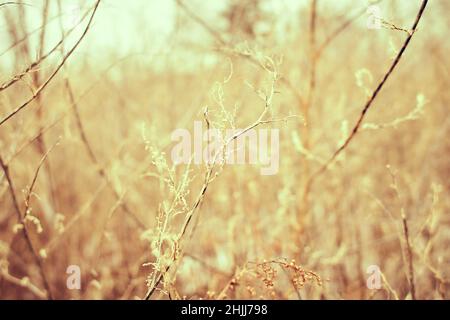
[0,0,448,299]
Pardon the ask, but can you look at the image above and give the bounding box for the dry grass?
[0,0,449,300]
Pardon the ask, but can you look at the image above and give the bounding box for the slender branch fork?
[143,0,421,300]
[0,154,53,299]
[0,0,101,299]
[303,0,429,193]
[54,0,147,230]
[0,0,101,127]
[144,66,285,300]
[0,4,92,93]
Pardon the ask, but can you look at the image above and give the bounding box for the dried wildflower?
[89,280,102,290]
[39,249,47,259]
[20,276,31,287]
[24,214,43,234]
[246,285,256,297]
[363,93,427,130]
[251,258,321,294]
[355,68,373,97]
[12,223,24,234]
[256,261,277,289]
[54,213,65,234]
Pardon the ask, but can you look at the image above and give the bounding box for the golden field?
[0,0,448,299]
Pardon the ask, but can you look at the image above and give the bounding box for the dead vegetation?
[0,0,448,300]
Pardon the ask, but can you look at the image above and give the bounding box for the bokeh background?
[0,0,448,299]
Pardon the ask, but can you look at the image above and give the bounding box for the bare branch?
[305,0,429,187]
[0,154,52,299]
[0,0,101,127]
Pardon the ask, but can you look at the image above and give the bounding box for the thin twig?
[0,270,47,299]
[0,4,92,92]
[315,0,384,60]
[144,62,286,300]
[303,0,429,195]
[0,0,101,127]
[23,138,60,219]
[402,215,416,300]
[0,154,52,299]
[175,0,307,112]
